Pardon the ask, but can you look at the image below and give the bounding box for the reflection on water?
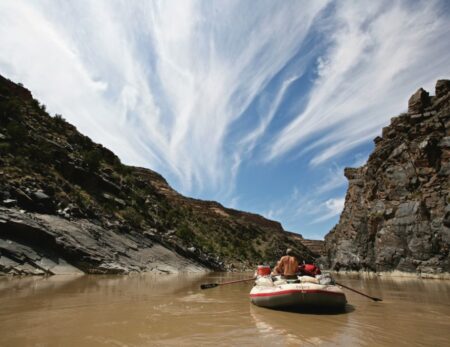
[0,273,449,346]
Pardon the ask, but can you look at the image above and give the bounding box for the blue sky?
[1,1,449,239]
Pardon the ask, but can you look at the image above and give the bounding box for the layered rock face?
[0,75,314,275]
[285,231,325,257]
[0,207,206,275]
[324,80,450,275]
[300,239,325,257]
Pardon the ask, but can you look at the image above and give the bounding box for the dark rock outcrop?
[0,75,315,275]
[408,88,430,114]
[436,79,450,99]
[324,80,450,276]
[0,207,206,275]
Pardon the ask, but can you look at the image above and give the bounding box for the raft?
[250,277,347,310]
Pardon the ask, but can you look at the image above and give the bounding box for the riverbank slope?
[0,75,315,275]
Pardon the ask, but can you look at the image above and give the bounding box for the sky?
[1,0,449,239]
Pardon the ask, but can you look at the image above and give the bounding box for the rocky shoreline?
[0,206,210,275]
[327,269,450,280]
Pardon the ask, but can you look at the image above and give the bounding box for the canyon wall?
[324,80,450,276]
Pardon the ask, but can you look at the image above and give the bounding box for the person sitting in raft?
[272,248,299,279]
[297,263,322,277]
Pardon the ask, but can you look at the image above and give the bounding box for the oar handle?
[200,277,255,290]
[219,277,256,286]
[335,281,382,302]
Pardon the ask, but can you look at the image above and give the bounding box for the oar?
[200,277,255,290]
[335,281,382,302]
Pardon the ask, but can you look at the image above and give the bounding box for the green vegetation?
[6,121,27,142]
[73,188,93,211]
[0,142,10,153]
[176,223,195,242]
[120,207,143,228]
[83,149,102,172]
[53,114,68,130]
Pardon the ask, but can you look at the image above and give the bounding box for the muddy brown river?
[0,273,449,346]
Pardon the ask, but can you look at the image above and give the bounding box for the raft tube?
[250,282,347,309]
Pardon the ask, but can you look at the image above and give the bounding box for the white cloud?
[310,197,345,224]
[238,73,303,157]
[268,0,450,166]
[314,168,347,195]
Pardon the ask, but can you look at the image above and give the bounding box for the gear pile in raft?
[250,264,347,310]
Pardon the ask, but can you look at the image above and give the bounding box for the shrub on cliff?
[83,149,102,172]
[53,114,68,130]
[176,223,195,242]
[0,99,22,124]
[120,207,143,228]
[6,120,27,143]
[0,142,10,155]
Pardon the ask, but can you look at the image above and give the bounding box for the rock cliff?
[285,231,325,257]
[324,80,450,276]
[0,75,314,275]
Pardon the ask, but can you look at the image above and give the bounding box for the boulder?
[408,88,430,114]
[2,199,17,207]
[32,191,50,201]
[435,79,450,98]
[31,190,54,213]
[12,188,34,209]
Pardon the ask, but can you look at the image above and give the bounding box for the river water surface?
[0,273,449,346]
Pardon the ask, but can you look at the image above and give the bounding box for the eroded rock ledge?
[0,206,208,275]
[324,80,450,276]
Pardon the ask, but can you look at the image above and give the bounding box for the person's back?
[273,249,298,278]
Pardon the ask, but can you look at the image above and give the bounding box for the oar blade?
[372,297,383,302]
[200,283,219,290]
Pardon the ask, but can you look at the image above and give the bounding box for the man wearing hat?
[272,248,299,279]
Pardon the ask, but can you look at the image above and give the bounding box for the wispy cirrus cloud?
[267,0,450,166]
[310,197,345,224]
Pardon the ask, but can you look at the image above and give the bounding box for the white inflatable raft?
[250,277,347,310]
